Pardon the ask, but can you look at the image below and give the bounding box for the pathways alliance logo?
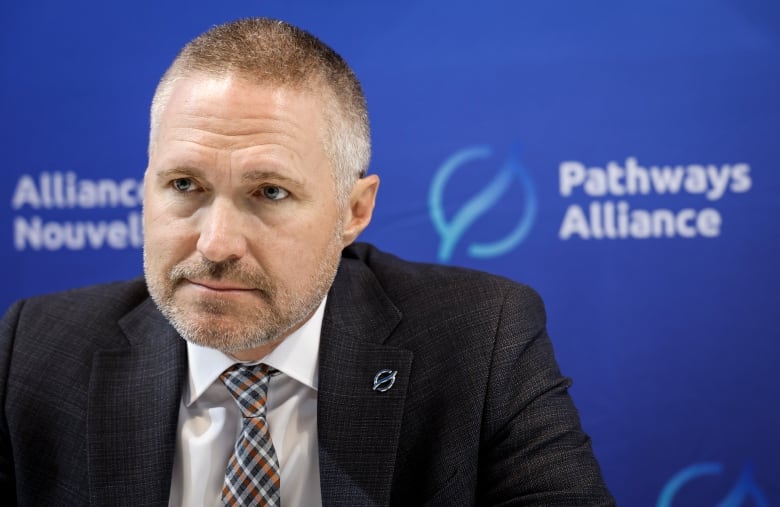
[428,144,537,262]
[658,461,768,507]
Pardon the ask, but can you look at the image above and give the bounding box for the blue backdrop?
[2,1,779,504]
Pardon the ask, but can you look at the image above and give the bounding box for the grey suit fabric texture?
[0,243,615,506]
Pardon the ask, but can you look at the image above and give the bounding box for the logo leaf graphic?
[429,145,537,262]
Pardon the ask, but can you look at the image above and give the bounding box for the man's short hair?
[149,18,371,202]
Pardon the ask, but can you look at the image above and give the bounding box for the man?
[0,18,614,506]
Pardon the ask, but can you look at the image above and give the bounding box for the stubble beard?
[144,230,344,354]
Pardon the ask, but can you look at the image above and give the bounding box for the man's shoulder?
[4,277,150,329]
[1,277,157,367]
[342,242,541,306]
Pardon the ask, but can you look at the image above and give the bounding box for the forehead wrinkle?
[159,132,299,163]
[170,115,297,135]
[164,118,308,151]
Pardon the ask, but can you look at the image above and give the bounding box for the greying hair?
[149,18,370,202]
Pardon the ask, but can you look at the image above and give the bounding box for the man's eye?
[171,178,197,192]
[260,186,289,201]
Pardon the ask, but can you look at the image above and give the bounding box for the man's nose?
[196,198,249,263]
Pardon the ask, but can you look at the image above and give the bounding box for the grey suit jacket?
[0,243,614,506]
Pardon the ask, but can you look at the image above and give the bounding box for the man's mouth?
[185,278,257,292]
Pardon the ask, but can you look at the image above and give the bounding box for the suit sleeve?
[476,285,615,506]
[0,301,20,504]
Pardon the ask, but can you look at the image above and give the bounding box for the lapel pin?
[372,369,398,392]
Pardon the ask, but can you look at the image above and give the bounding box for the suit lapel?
[87,298,186,506]
[318,257,413,506]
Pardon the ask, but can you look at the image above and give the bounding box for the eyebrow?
[154,166,204,183]
[153,167,302,187]
[241,169,302,187]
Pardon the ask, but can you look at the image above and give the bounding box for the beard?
[144,228,343,355]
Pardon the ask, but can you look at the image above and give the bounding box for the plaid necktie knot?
[220,363,281,507]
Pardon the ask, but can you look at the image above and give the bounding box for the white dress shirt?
[168,298,325,507]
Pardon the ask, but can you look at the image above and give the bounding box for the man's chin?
[176,293,258,317]
[160,306,270,349]
[179,326,278,355]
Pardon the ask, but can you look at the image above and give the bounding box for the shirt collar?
[184,296,325,406]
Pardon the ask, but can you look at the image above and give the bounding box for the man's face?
[143,74,371,359]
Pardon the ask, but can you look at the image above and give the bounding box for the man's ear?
[341,174,379,246]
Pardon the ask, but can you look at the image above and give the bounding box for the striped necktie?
[220,363,281,507]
